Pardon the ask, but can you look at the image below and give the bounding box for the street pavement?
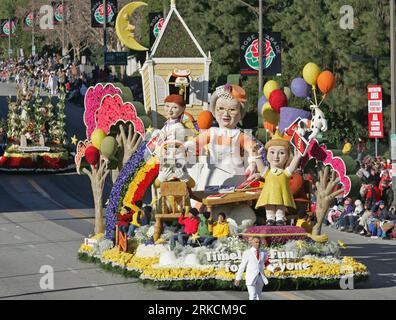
[0,83,395,300]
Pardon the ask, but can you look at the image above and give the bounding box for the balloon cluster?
[84,128,118,166]
[258,62,336,129]
[292,62,335,100]
[258,80,289,128]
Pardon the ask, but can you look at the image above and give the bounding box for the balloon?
[263,121,276,133]
[291,77,310,98]
[100,136,118,159]
[303,62,321,86]
[263,80,280,99]
[283,87,292,100]
[269,89,288,113]
[317,70,336,94]
[262,102,280,125]
[91,128,107,150]
[197,110,213,129]
[258,95,267,114]
[85,146,100,166]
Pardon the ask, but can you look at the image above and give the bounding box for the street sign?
[104,52,127,65]
[368,85,384,139]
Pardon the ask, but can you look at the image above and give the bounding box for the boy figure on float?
[186,84,265,223]
[248,131,302,226]
[147,94,198,156]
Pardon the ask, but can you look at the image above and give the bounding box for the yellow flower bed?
[91,233,105,240]
[141,266,216,281]
[126,256,159,272]
[79,246,368,283]
[79,244,94,253]
[101,248,134,266]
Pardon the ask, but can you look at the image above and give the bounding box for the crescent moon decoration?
[116,2,148,51]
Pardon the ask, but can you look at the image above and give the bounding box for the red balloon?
[269,89,288,113]
[85,146,100,166]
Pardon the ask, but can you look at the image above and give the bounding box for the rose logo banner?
[239,32,282,76]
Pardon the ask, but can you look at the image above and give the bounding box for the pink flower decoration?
[84,83,121,139]
[302,140,351,196]
[96,94,145,138]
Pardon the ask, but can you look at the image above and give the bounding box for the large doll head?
[265,131,292,170]
[164,94,186,120]
[210,84,247,129]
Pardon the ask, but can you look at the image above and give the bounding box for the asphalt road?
[0,83,395,300]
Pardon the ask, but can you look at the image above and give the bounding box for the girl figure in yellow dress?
[252,131,302,226]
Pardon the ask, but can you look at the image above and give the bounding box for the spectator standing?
[342,138,353,155]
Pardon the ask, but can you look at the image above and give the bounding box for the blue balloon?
[258,95,267,114]
[291,77,310,98]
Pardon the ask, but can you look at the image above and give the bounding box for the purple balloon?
[258,95,267,114]
[291,77,310,98]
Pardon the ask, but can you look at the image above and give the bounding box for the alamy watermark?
[340,5,354,30]
[39,265,54,290]
[339,265,354,290]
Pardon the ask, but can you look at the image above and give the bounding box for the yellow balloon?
[116,2,148,51]
[303,62,321,86]
[91,129,107,150]
[262,102,280,125]
[263,80,280,99]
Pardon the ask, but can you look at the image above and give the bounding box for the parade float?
[77,0,369,291]
[0,81,73,172]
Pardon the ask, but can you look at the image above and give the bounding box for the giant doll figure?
[186,84,265,224]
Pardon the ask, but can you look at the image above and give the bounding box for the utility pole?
[32,1,35,57]
[390,0,396,206]
[7,18,11,60]
[62,0,66,57]
[103,0,108,55]
[258,0,263,93]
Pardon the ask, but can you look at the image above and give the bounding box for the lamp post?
[258,0,263,93]
[103,0,107,55]
[351,54,389,157]
[390,0,396,206]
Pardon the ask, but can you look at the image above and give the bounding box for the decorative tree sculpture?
[313,166,345,236]
[75,140,110,234]
[78,84,145,234]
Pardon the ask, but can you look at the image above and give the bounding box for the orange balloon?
[317,71,335,94]
[263,121,276,132]
[197,110,213,129]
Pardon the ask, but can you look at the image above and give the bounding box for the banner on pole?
[149,12,164,48]
[23,12,34,30]
[91,0,118,28]
[368,85,384,139]
[239,32,282,76]
[0,19,17,38]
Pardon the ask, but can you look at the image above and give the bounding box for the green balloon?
[283,87,292,100]
[100,136,118,158]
